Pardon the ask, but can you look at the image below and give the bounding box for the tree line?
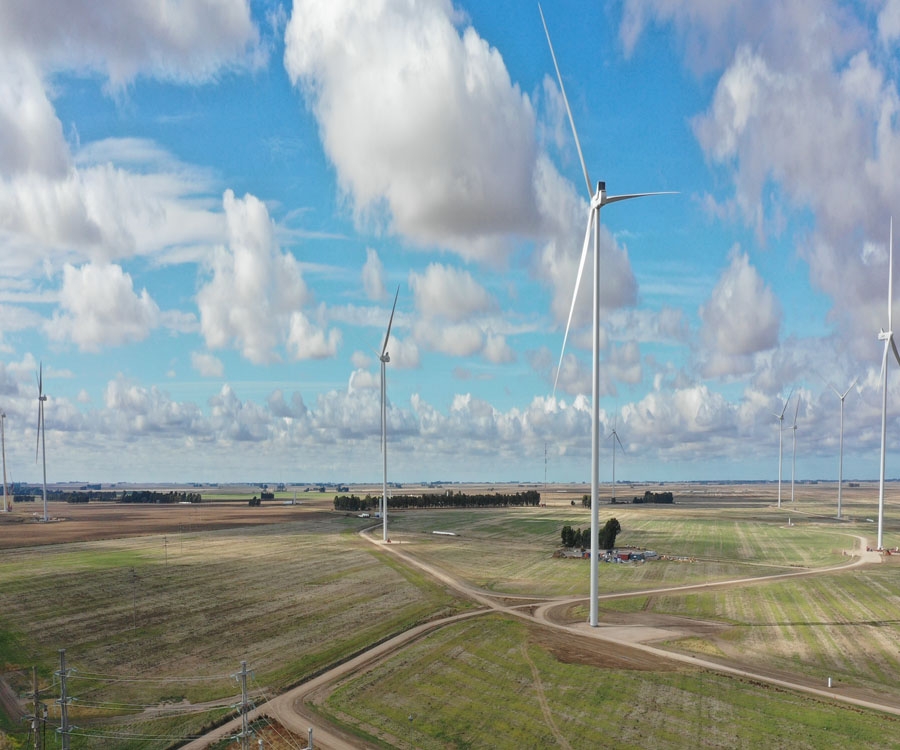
[583,490,675,506]
[334,489,541,512]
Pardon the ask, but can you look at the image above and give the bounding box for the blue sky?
[2,0,900,485]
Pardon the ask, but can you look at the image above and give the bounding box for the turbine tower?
[790,396,800,503]
[773,391,792,509]
[829,378,857,520]
[609,417,624,502]
[878,219,899,551]
[0,410,7,513]
[36,363,48,523]
[380,287,399,544]
[541,5,673,628]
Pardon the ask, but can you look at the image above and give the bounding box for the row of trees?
[334,489,541,512]
[560,518,622,550]
[119,491,202,504]
[582,490,675,506]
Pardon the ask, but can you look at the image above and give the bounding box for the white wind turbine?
[877,219,899,551]
[541,5,674,628]
[36,362,48,522]
[609,416,624,503]
[829,378,857,519]
[773,390,793,509]
[790,396,800,503]
[380,287,399,543]
[0,410,7,513]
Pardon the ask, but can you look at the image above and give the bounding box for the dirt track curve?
[181,531,895,749]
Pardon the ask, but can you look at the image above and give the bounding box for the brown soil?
[528,620,685,671]
[0,502,331,549]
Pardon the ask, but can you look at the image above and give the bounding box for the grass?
[622,566,900,694]
[3,489,898,748]
[0,516,467,748]
[381,505,858,596]
[322,615,899,749]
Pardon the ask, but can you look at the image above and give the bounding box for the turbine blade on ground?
[553,209,594,397]
[539,4,591,197]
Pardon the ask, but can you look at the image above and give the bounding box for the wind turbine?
[609,416,624,502]
[541,5,674,628]
[773,390,793,509]
[878,219,899,551]
[790,396,800,503]
[829,378,857,519]
[36,362,48,523]
[380,287,399,544]
[0,410,7,513]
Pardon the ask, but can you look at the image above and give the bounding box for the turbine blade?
[38,361,42,397]
[539,4,591,197]
[828,383,841,399]
[35,405,40,462]
[381,286,400,357]
[890,217,894,333]
[604,191,678,206]
[614,432,625,452]
[841,376,859,399]
[892,336,900,368]
[553,209,594,397]
[881,338,890,385]
[779,388,794,418]
[792,395,800,427]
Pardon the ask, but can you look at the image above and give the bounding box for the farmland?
[3,481,900,748]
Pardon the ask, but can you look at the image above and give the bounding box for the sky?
[4,0,900,485]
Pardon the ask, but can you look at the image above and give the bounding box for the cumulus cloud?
[362,247,387,301]
[621,0,898,349]
[409,263,494,322]
[0,0,264,89]
[191,351,224,377]
[283,0,540,262]
[699,248,781,377]
[197,190,340,363]
[46,263,159,351]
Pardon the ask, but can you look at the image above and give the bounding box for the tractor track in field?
[181,531,900,749]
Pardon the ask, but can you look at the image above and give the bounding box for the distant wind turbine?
[0,410,7,513]
[773,390,793,509]
[790,396,800,503]
[36,363,48,523]
[609,416,624,502]
[877,219,899,551]
[540,4,674,628]
[829,377,857,519]
[380,287,399,544]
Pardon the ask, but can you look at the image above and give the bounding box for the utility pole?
[28,666,44,750]
[164,536,168,570]
[56,649,73,750]
[233,660,253,750]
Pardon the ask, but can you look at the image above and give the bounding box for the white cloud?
[283,0,540,262]
[46,262,160,351]
[287,309,341,360]
[197,190,339,364]
[699,248,781,377]
[409,263,494,322]
[362,247,387,301]
[191,351,224,377]
[0,0,264,89]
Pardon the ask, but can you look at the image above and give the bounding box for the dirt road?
[182,533,896,749]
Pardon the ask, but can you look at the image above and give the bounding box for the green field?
[4,489,900,748]
[323,615,896,750]
[0,515,468,747]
